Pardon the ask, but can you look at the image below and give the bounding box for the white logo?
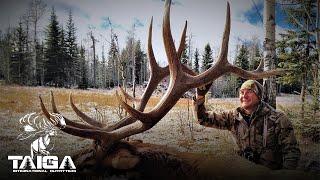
[8,112,76,173]
[17,112,66,159]
[8,155,76,172]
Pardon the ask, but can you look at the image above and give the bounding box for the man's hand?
[193,95,205,111]
[196,82,212,98]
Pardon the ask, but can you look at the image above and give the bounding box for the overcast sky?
[0,0,289,66]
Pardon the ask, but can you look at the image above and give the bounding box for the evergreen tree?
[279,0,319,117]
[107,34,119,87]
[134,40,147,84]
[59,26,68,86]
[235,45,249,87]
[101,46,107,88]
[181,38,189,65]
[252,47,261,70]
[63,158,71,170]
[0,29,13,83]
[11,20,29,84]
[247,38,261,71]
[66,9,79,86]
[24,158,32,170]
[0,31,4,79]
[78,45,88,89]
[193,48,200,73]
[201,43,213,72]
[44,7,63,87]
[277,34,302,93]
[36,41,45,85]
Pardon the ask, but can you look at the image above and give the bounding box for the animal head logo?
[17,112,66,159]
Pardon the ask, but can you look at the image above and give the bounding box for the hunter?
[193,80,301,170]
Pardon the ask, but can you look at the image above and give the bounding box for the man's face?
[239,88,260,110]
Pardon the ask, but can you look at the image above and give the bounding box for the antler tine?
[50,91,59,113]
[49,92,99,130]
[118,86,141,102]
[254,58,264,72]
[177,21,187,60]
[163,0,181,78]
[148,17,162,74]
[178,21,197,76]
[39,95,57,126]
[116,92,152,123]
[138,16,169,110]
[102,17,169,131]
[139,17,191,111]
[185,2,231,88]
[40,95,108,140]
[227,65,287,79]
[116,0,193,125]
[186,2,286,88]
[108,17,191,131]
[69,93,104,128]
[217,2,230,65]
[177,20,198,76]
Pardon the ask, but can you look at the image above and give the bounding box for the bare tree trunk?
[29,0,46,85]
[313,0,320,117]
[301,71,307,119]
[90,32,97,88]
[302,14,311,120]
[263,0,277,108]
[132,26,136,108]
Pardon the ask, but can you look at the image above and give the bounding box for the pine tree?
[235,45,249,88]
[193,48,200,73]
[36,41,45,85]
[24,158,32,170]
[101,45,107,88]
[59,26,68,86]
[63,158,71,170]
[134,40,147,84]
[11,20,29,84]
[107,34,118,87]
[66,9,79,86]
[44,7,63,87]
[252,47,261,70]
[181,38,189,65]
[279,0,319,117]
[78,45,88,89]
[277,33,302,92]
[0,29,13,83]
[201,43,213,72]
[247,38,261,71]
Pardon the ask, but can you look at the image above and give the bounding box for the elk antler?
[118,0,285,125]
[39,4,196,148]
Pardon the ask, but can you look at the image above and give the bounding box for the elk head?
[38,0,285,174]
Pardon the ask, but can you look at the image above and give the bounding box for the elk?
[38,0,293,179]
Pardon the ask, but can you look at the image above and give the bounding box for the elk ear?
[111,149,140,170]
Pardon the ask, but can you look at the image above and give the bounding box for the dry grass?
[0,85,193,113]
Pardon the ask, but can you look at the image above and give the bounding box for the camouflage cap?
[240,80,263,99]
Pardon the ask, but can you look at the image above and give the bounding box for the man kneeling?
[193,80,300,170]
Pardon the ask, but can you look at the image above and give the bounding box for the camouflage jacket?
[195,101,301,170]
